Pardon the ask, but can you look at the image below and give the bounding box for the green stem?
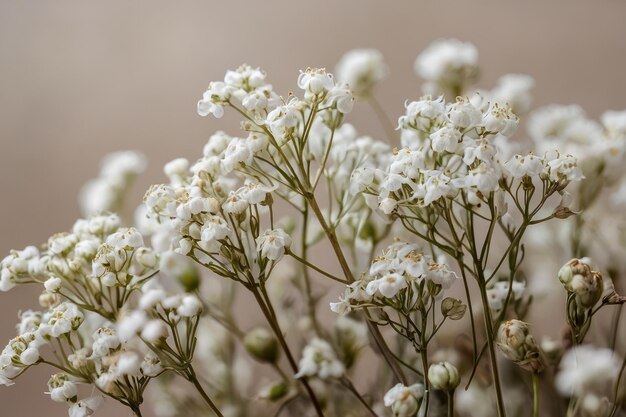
[532,372,539,417]
[307,195,407,385]
[254,284,326,417]
[187,366,224,417]
[341,377,378,417]
[447,390,455,417]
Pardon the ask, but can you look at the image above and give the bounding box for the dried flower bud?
[558,258,592,291]
[571,270,603,308]
[428,362,460,391]
[244,327,279,363]
[497,320,543,372]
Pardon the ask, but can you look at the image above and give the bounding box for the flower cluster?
[2,38,626,417]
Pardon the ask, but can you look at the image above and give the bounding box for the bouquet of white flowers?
[2,39,626,417]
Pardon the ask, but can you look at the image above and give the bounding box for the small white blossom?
[256,229,292,261]
[366,273,406,298]
[295,338,344,379]
[556,345,620,396]
[177,295,203,317]
[335,48,387,98]
[384,383,425,417]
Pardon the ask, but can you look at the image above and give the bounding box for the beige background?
[1,1,625,416]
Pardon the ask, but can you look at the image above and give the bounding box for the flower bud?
[178,266,200,292]
[428,362,460,391]
[244,327,279,363]
[558,258,592,292]
[497,320,543,372]
[571,270,603,308]
[258,381,289,401]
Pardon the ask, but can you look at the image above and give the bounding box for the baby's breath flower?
[295,338,344,379]
[384,383,425,417]
[47,373,78,402]
[335,48,387,98]
[256,228,292,261]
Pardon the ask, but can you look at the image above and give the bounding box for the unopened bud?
[178,266,200,292]
[558,258,592,291]
[244,327,279,363]
[428,362,460,391]
[258,381,289,401]
[571,270,603,308]
[497,320,543,372]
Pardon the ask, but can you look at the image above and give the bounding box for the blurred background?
[1,1,625,415]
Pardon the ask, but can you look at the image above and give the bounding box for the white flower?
[16,310,42,335]
[423,171,454,205]
[91,328,120,358]
[20,346,40,366]
[0,246,41,292]
[237,181,276,205]
[504,154,544,178]
[200,215,231,245]
[602,110,626,136]
[79,151,146,216]
[69,396,103,417]
[482,103,519,137]
[256,228,292,261]
[116,310,147,342]
[44,276,62,293]
[115,352,142,377]
[489,74,535,115]
[399,96,446,132]
[266,99,301,136]
[297,68,335,95]
[487,281,525,310]
[295,338,344,379]
[139,288,167,310]
[141,320,169,343]
[335,48,387,97]
[47,374,78,402]
[384,383,425,417]
[546,153,584,183]
[415,38,478,94]
[427,262,457,289]
[221,137,254,173]
[164,158,189,183]
[366,273,406,298]
[527,104,585,141]
[177,295,203,317]
[378,197,398,215]
[430,125,461,153]
[556,345,620,396]
[106,227,144,250]
[222,193,249,215]
[327,83,354,113]
[141,352,163,377]
[446,97,482,129]
[203,131,232,157]
[197,81,231,118]
[44,303,84,338]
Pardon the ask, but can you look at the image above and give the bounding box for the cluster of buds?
[558,259,604,343]
[558,259,603,309]
[496,320,544,373]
